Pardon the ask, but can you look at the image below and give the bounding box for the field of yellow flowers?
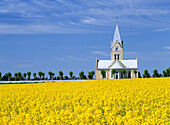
[0,78,169,124]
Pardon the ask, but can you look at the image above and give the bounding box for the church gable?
[110,61,124,69]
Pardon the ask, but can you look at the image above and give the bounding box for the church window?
[114,54,116,60]
[115,47,118,51]
[117,54,119,60]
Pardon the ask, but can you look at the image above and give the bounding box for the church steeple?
[112,18,122,45]
[111,18,124,60]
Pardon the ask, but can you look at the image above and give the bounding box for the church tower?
[111,18,123,60]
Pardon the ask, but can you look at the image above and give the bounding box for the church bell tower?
[111,18,123,60]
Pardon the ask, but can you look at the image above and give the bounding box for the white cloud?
[91,51,109,56]
[0,0,170,34]
[0,24,94,34]
[81,17,97,24]
[89,46,107,49]
[67,56,89,62]
[54,57,70,62]
[153,28,170,32]
[164,46,170,50]
[124,51,139,59]
[125,51,138,55]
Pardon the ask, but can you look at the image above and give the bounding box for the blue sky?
[0,0,170,77]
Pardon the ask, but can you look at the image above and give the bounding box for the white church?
[96,20,138,79]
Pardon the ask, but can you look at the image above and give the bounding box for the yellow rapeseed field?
[0,78,169,124]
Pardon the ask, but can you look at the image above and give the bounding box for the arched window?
[117,54,119,60]
[114,54,116,60]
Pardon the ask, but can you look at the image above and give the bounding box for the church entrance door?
[115,72,118,79]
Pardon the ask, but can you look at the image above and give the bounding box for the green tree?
[14,73,18,78]
[38,71,43,79]
[111,69,116,79]
[69,71,73,79]
[72,76,75,79]
[27,72,31,80]
[88,71,95,79]
[101,70,106,79]
[91,71,95,79]
[51,73,55,80]
[33,73,36,79]
[166,68,170,77]
[53,77,57,80]
[18,72,22,80]
[57,76,60,80]
[42,72,45,79]
[88,72,93,79]
[144,70,148,78]
[23,73,27,80]
[121,69,126,78]
[59,71,64,80]
[8,72,12,80]
[79,71,84,79]
[144,70,150,78]
[64,76,68,80]
[5,73,9,81]
[163,70,167,77]
[0,72,2,77]
[48,71,53,80]
[159,74,163,77]
[133,70,137,78]
[153,69,158,77]
[83,75,87,79]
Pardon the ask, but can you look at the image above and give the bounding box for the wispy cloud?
[153,28,170,32]
[89,46,107,49]
[54,57,70,62]
[124,51,139,59]
[54,56,89,62]
[91,51,109,56]
[14,64,33,69]
[0,24,93,34]
[67,56,89,62]
[125,51,138,55]
[81,17,97,24]
[164,46,170,50]
[0,0,170,34]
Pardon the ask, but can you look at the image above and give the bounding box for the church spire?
[113,17,122,45]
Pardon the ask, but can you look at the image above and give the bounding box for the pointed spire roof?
[113,18,122,44]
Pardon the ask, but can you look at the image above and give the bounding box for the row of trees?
[0,71,95,81]
[0,67,169,81]
[143,68,170,78]
[100,67,170,79]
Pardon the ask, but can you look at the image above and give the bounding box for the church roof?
[97,59,138,69]
[113,23,122,44]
